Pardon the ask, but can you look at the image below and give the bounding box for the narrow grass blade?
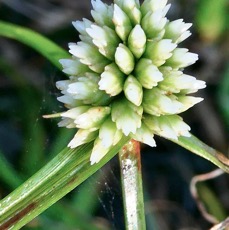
[0,137,130,229]
[0,151,23,189]
[170,134,229,173]
[0,20,70,70]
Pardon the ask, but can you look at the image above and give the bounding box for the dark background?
[0,0,228,229]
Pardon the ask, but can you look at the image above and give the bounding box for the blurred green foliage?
[195,0,228,42]
[218,66,229,129]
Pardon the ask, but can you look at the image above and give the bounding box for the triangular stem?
[119,139,146,230]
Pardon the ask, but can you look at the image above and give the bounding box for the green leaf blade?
[170,134,229,173]
[0,20,70,70]
[0,137,130,229]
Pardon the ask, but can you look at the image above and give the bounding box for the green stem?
[0,137,130,230]
[119,140,146,230]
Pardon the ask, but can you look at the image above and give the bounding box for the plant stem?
[119,140,146,230]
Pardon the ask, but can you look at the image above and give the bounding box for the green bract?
[56,0,206,164]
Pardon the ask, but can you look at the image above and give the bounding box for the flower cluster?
[56,0,206,164]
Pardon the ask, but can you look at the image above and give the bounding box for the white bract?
[56,0,206,164]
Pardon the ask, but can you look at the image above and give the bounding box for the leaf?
[0,151,23,189]
[0,20,70,70]
[170,134,229,173]
[0,137,130,229]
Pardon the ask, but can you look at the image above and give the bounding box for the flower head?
[56,0,206,164]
